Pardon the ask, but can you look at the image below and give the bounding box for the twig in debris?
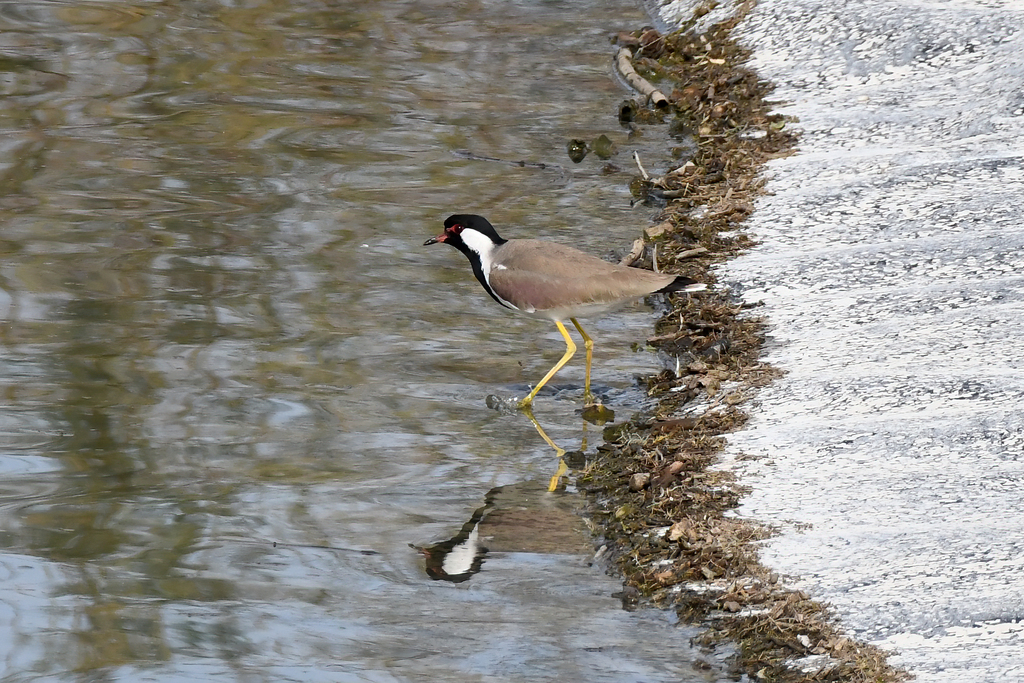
[620,238,645,266]
[452,150,567,178]
[615,47,669,108]
[676,246,709,260]
[633,151,650,180]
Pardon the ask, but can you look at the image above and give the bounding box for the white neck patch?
[459,228,498,279]
[458,228,517,310]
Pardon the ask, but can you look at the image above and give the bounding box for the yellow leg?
[570,318,595,405]
[518,320,575,410]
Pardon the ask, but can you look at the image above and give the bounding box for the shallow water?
[0,1,723,681]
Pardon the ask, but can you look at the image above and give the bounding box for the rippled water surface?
[0,1,720,681]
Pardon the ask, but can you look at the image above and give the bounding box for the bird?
[424,214,705,409]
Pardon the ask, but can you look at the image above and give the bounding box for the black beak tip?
[424,237,439,246]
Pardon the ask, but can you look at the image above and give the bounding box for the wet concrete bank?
[716,0,1024,681]
[591,0,1024,681]
[581,4,909,682]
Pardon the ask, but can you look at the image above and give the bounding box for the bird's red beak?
[424,233,446,246]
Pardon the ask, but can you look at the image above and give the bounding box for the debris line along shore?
[583,9,909,683]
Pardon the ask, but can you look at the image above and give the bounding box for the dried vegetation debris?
[581,12,911,683]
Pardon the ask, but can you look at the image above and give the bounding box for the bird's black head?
[424,214,512,310]
[424,214,507,254]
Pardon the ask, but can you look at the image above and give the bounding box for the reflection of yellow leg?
[547,459,568,493]
[518,320,575,410]
[570,318,594,404]
[522,406,568,492]
[522,406,565,457]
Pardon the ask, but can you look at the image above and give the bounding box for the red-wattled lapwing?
[424,214,705,409]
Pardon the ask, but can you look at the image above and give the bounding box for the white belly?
[520,298,634,322]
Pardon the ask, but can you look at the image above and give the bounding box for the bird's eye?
[449,224,464,234]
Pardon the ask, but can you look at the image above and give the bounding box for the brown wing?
[489,240,675,312]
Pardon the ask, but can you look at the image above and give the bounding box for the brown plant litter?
[581,7,911,682]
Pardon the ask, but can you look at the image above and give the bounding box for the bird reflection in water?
[411,494,493,583]
[412,413,596,583]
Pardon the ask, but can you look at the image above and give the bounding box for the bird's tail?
[656,276,706,294]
